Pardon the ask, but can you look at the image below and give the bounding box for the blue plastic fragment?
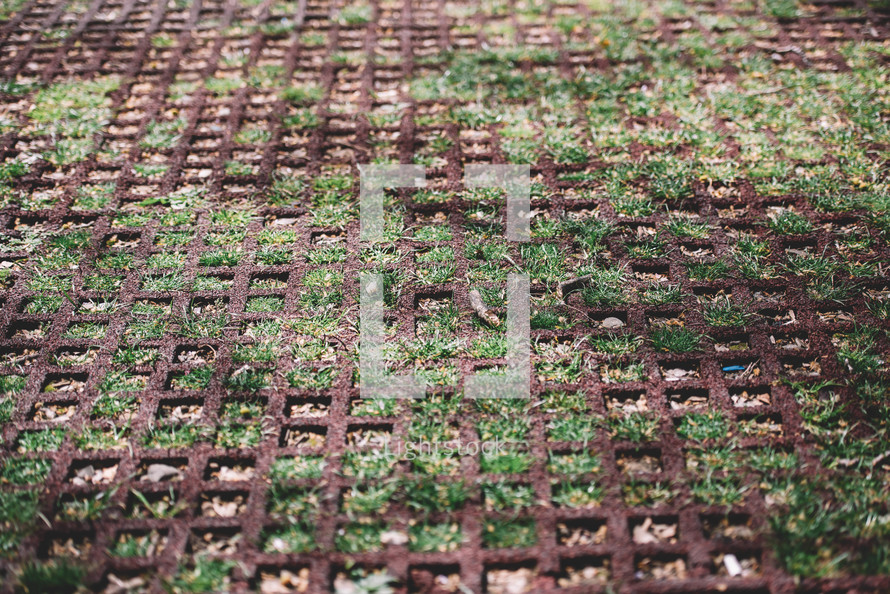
[722,365,746,372]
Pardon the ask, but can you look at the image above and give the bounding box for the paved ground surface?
[1,0,890,592]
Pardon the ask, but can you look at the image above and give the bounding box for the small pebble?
[380,530,408,546]
[143,463,183,483]
[602,317,625,329]
[723,553,743,577]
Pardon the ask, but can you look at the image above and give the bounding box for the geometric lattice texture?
[1,0,889,592]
